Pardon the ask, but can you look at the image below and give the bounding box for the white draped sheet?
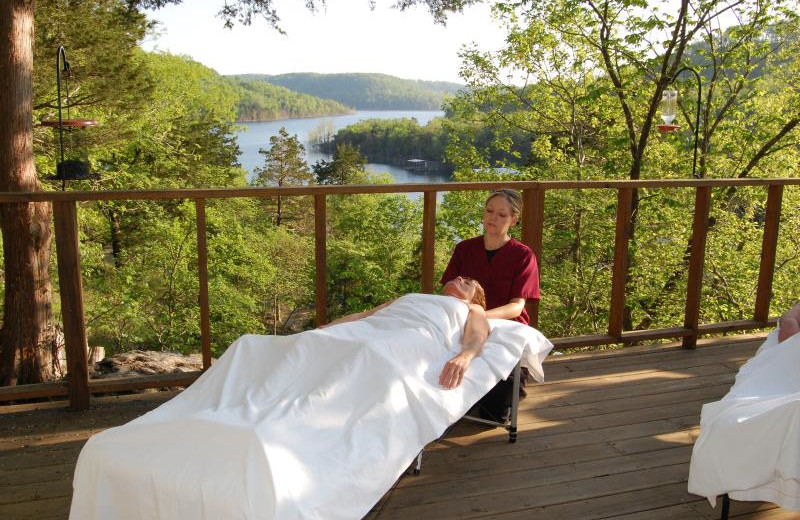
[688,327,800,510]
[70,293,553,520]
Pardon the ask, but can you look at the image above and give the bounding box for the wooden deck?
[2,334,798,520]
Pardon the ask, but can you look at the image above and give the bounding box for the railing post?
[683,186,712,349]
[421,191,437,294]
[608,188,634,339]
[53,201,90,411]
[522,188,545,329]
[754,185,783,324]
[315,194,328,325]
[194,199,212,369]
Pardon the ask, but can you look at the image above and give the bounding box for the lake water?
[236,111,452,191]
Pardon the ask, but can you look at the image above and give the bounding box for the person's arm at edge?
[486,247,539,320]
[320,300,394,329]
[439,303,490,389]
[485,298,526,320]
[778,302,800,342]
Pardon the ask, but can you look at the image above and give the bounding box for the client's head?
[442,277,486,309]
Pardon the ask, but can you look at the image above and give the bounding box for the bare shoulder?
[467,303,487,314]
[778,302,800,342]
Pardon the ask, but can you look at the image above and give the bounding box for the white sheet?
[70,293,553,520]
[688,327,800,510]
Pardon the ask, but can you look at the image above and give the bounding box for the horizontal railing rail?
[0,178,798,203]
[1,177,797,410]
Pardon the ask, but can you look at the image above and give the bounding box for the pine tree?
[312,142,368,185]
[252,127,312,227]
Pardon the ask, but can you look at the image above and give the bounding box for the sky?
[141,0,508,84]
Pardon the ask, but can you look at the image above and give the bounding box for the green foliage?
[237,72,462,110]
[326,193,423,320]
[436,0,800,339]
[313,143,368,185]
[33,0,153,182]
[97,52,245,189]
[332,117,451,169]
[83,201,204,352]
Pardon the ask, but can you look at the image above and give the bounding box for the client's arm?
[319,300,394,328]
[778,302,800,342]
[485,298,526,320]
[439,303,490,389]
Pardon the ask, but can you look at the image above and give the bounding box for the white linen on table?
[688,327,800,510]
[70,293,553,520]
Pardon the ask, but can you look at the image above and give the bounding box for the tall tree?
[0,1,55,385]
[313,142,368,185]
[252,127,312,227]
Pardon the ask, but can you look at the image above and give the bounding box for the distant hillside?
[231,73,464,110]
[229,77,352,122]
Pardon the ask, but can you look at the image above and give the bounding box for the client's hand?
[439,351,475,390]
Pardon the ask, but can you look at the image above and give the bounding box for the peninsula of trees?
[233,72,463,110]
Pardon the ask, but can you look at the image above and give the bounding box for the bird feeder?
[656,89,680,133]
[40,46,99,190]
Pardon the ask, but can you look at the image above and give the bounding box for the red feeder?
[656,123,680,134]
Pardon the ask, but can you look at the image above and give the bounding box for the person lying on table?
[322,276,489,390]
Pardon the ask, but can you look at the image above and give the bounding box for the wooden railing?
[1,178,797,410]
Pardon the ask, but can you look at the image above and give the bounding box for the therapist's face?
[483,195,519,237]
[442,276,477,301]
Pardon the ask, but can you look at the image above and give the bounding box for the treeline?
[235,72,463,110]
[231,77,352,122]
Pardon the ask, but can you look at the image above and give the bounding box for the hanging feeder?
[40,46,99,190]
[655,67,703,178]
[656,89,680,134]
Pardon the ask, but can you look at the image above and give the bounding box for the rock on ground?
[93,350,204,378]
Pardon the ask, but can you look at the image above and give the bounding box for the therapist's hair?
[486,189,522,219]
[465,278,487,309]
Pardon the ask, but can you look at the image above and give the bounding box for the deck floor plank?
[2,335,796,519]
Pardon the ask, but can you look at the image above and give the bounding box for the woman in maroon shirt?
[440,188,540,420]
[441,189,540,323]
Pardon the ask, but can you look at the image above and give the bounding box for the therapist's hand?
[439,351,475,390]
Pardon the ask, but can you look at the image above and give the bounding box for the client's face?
[442,276,477,302]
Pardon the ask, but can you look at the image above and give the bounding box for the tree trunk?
[109,208,123,266]
[0,0,58,386]
[272,294,279,335]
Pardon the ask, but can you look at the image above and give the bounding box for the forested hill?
[229,76,352,122]
[232,73,464,110]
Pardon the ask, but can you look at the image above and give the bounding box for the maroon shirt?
[441,236,540,325]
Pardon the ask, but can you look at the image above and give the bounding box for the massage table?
[688,327,800,518]
[70,293,553,520]
[409,358,523,475]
